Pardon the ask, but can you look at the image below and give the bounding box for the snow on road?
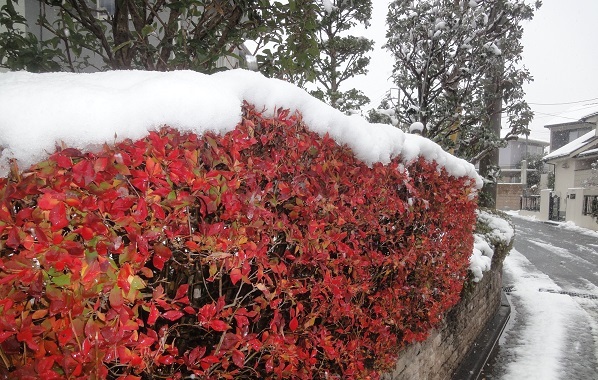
[493,249,581,379]
[487,214,598,380]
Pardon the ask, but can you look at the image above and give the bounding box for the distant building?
[498,137,549,184]
[518,108,598,231]
[544,111,597,152]
[495,136,549,211]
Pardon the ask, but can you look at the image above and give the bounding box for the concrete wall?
[553,159,576,212]
[496,183,524,211]
[383,259,505,380]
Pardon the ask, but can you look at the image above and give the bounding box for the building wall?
[497,183,525,211]
[499,140,547,169]
[553,159,576,212]
[574,168,596,187]
[383,261,505,380]
[548,123,594,152]
[565,188,598,231]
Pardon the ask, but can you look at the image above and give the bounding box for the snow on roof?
[544,129,597,161]
[0,70,482,188]
[578,147,598,157]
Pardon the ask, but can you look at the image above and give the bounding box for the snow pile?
[477,209,515,244]
[469,235,493,282]
[470,210,515,282]
[0,70,482,188]
[556,221,598,238]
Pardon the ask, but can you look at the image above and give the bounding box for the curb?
[451,291,511,380]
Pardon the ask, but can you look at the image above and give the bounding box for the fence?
[520,195,541,211]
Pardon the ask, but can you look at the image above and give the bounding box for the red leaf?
[53,153,73,168]
[75,226,94,240]
[209,320,230,332]
[200,355,220,370]
[109,286,124,308]
[153,243,172,270]
[151,203,166,219]
[94,156,109,173]
[163,310,184,321]
[37,193,62,210]
[230,268,242,285]
[188,346,206,364]
[133,197,148,223]
[174,284,189,301]
[147,302,159,326]
[232,349,245,368]
[72,159,95,185]
[49,203,69,231]
[289,317,299,332]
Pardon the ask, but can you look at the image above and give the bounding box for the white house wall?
[565,188,598,231]
[553,159,576,211]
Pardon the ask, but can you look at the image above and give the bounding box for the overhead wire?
[527,97,598,106]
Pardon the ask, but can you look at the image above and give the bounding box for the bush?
[0,103,477,379]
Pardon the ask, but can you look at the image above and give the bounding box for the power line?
[528,97,598,106]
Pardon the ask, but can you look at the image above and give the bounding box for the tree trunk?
[479,63,503,208]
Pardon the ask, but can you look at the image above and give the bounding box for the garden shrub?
[0,103,477,379]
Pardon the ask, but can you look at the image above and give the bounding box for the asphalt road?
[510,217,598,292]
[482,216,598,380]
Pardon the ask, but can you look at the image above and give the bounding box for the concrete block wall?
[383,260,504,380]
[496,183,525,211]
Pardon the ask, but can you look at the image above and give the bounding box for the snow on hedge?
[0,69,482,189]
[471,210,515,282]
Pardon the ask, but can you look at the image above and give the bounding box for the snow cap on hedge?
[0,69,482,187]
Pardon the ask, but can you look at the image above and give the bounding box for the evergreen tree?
[309,0,374,114]
[382,0,539,164]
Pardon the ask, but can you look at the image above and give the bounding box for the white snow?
[409,121,424,134]
[470,235,493,282]
[506,211,598,238]
[477,210,515,244]
[499,249,584,379]
[470,210,514,282]
[322,0,335,14]
[0,69,482,188]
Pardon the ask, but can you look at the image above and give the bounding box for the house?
[498,137,549,183]
[520,109,598,231]
[496,137,549,211]
[544,110,597,152]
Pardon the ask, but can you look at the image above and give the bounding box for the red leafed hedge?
[0,103,477,379]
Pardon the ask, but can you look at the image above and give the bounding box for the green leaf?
[141,24,155,38]
[52,273,71,287]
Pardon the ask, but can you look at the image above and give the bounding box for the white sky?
[344,0,598,143]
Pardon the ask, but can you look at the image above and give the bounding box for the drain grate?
[502,285,516,294]
[538,288,598,300]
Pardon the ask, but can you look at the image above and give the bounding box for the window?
[582,195,598,216]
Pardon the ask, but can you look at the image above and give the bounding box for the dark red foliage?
[0,103,477,379]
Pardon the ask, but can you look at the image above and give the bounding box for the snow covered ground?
[485,214,598,380]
